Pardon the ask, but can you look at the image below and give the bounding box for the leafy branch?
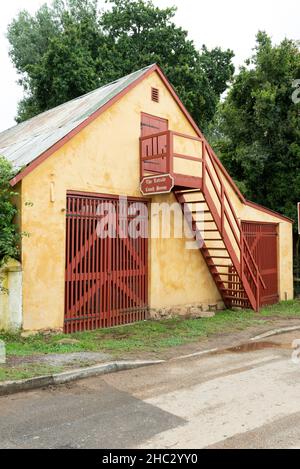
[0,156,21,265]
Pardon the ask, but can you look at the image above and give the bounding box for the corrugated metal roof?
[0,64,155,170]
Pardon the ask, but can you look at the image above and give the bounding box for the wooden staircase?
[174,141,266,312]
[140,127,266,312]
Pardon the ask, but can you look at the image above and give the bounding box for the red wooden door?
[141,113,168,173]
[242,222,279,306]
[65,193,148,333]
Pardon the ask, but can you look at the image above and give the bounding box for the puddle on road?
[221,341,292,354]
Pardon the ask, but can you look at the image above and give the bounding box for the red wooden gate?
[141,113,168,173]
[65,192,149,333]
[242,222,279,307]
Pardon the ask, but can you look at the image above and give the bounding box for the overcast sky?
[0,0,299,132]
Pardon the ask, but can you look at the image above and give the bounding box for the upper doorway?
[141,113,168,174]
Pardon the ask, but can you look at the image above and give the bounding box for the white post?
[0,258,22,331]
[0,341,6,364]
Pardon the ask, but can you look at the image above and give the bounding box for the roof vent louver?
[151,87,159,103]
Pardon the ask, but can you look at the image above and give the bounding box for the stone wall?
[149,301,224,320]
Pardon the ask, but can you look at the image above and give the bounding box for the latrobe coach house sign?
[140,174,174,195]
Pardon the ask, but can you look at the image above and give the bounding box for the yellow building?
[0,64,294,333]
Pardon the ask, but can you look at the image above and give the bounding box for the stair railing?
[202,141,266,311]
[140,130,172,178]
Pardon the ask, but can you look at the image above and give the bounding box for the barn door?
[242,222,279,306]
[65,193,148,333]
[141,113,168,173]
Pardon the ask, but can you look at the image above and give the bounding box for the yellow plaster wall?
[149,192,220,309]
[20,71,221,331]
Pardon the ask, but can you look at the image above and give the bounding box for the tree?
[0,157,20,263]
[213,32,300,223]
[8,0,102,122]
[7,0,234,129]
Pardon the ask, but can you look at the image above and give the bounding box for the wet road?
[1,331,300,449]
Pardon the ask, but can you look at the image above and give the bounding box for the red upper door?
[141,113,168,174]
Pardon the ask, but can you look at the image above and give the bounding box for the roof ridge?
[0,64,157,170]
[0,64,156,139]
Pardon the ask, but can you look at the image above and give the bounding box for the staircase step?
[174,189,256,311]
[230,302,251,307]
[185,200,206,204]
[223,295,248,300]
[205,256,230,259]
[176,190,200,195]
[212,272,236,276]
[230,299,250,303]
[217,280,241,285]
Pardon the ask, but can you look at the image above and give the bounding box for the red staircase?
[140,130,266,311]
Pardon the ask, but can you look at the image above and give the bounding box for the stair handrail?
[202,141,266,309]
[205,142,266,288]
[204,142,266,286]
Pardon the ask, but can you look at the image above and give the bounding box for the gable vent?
[151,87,159,103]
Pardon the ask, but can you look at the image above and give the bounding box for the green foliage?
[7,0,234,130]
[0,157,20,262]
[212,32,300,223]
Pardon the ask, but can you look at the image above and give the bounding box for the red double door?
[65,193,148,333]
[242,222,279,306]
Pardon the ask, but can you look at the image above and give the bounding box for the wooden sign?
[140,174,174,196]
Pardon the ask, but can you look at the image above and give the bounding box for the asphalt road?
[1,330,300,449]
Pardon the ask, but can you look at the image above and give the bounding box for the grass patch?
[258,300,300,317]
[0,364,64,382]
[0,300,299,362]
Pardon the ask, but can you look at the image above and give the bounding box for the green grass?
[0,300,299,382]
[0,364,64,382]
[1,300,299,359]
[256,300,300,317]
